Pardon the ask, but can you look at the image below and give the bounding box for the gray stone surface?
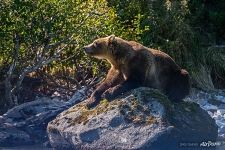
[0,97,68,147]
[0,124,32,146]
[0,87,87,147]
[47,87,218,150]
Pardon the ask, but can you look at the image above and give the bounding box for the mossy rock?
[47,87,218,150]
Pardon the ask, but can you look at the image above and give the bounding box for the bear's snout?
[83,46,93,54]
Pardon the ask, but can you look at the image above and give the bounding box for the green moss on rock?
[61,88,171,127]
[58,87,205,128]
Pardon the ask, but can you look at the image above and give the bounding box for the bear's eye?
[94,42,100,47]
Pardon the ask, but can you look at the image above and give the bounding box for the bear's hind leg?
[165,69,190,102]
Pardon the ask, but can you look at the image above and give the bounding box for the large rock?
[0,97,68,147]
[47,87,218,150]
[0,87,87,147]
[0,124,32,146]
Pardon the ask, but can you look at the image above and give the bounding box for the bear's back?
[128,40,180,72]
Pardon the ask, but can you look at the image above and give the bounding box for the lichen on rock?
[47,87,218,150]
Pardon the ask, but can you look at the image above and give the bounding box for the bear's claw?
[86,97,100,109]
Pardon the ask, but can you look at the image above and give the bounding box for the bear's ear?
[108,35,120,57]
[109,35,116,45]
[108,35,116,51]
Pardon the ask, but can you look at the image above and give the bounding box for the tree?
[0,0,119,107]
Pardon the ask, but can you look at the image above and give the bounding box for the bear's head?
[83,35,117,59]
[84,35,135,67]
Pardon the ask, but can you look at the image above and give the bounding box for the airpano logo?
[200,141,222,147]
[179,141,225,147]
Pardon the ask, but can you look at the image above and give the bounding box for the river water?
[0,144,52,150]
[186,89,225,150]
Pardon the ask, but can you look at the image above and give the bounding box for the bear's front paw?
[86,96,100,109]
[102,89,115,101]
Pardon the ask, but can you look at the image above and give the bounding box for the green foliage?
[109,0,199,67]
[206,46,225,81]
[0,0,144,79]
[188,0,225,41]
[108,0,225,89]
[0,0,108,77]
[0,0,225,91]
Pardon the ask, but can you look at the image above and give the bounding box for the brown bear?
[84,35,190,108]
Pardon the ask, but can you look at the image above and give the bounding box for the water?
[186,89,225,150]
[0,145,52,150]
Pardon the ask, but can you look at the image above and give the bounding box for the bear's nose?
[83,46,92,54]
[83,46,88,52]
[83,46,87,51]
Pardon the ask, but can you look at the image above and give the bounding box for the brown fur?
[84,35,190,108]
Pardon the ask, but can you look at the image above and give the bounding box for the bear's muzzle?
[83,46,93,54]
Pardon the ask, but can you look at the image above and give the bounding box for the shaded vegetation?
[108,0,225,89]
[0,0,225,112]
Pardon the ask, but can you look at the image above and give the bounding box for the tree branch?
[5,33,20,107]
